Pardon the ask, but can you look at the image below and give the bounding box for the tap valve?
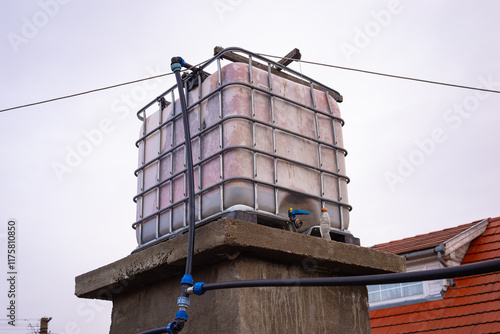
[288,208,310,232]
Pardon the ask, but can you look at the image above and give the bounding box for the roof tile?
[474,322,498,333]
[371,217,500,333]
[372,222,478,254]
[480,310,498,323]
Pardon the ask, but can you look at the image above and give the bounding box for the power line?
[258,52,500,95]
[0,58,210,113]
[0,72,173,113]
[1,53,498,114]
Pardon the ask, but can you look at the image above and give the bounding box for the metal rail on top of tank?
[132,47,351,250]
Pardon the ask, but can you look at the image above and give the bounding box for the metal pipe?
[403,248,436,259]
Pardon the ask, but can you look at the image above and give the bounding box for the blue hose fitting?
[175,57,185,67]
[171,63,181,72]
[166,322,176,334]
[177,296,190,308]
[170,57,186,72]
[193,282,206,295]
[175,310,188,321]
[181,274,194,286]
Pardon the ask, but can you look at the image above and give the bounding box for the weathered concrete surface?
[75,218,405,333]
[110,255,372,334]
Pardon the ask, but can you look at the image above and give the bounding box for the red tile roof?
[370,216,500,333]
[371,221,480,254]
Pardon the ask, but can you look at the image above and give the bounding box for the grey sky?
[1,1,499,333]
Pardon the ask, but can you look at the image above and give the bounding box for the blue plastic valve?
[288,208,310,219]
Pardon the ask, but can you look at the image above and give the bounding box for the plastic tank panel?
[135,62,349,246]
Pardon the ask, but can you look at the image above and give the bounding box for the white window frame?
[368,256,446,307]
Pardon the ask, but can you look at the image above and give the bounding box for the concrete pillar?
[75,218,405,334]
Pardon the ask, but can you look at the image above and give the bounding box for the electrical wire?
[0,58,211,113]
[257,52,500,95]
[0,72,174,113]
[2,54,498,114]
[2,53,499,114]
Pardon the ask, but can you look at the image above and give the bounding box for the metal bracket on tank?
[182,67,210,91]
[157,96,170,110]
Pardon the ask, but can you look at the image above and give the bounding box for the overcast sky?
[1,1,499,333]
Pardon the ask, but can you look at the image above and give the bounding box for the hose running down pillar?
[138,57,195,334]
[137,56,197,334]
[172,56,196,334]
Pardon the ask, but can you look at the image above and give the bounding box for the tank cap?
[321,207,327,212]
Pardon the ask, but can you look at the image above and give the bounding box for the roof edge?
[443,218,489,256]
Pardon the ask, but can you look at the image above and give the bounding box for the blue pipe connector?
[177,296,190,309]
[166,321,184,334]
[175,310,188,321]
[171,63,182,72]
[193,282,206,295]
[166,322,176,334]
[181,274,194,286]
[170,57,186,72]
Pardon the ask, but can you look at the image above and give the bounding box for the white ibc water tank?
[133,52,350,248]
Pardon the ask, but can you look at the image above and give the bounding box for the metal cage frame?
[132,47,352,250]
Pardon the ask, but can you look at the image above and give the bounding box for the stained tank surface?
[133,51,350,248]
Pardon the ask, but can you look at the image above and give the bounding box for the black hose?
[137,327,168,334]
[137,57,198,334]
[199,258,500,292]
[172,60,196,279]
[137,320,184,334]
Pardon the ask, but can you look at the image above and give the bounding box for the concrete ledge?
[75,218,405,300]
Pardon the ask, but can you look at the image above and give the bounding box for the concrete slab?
[75,218,405,333]
[76,218,405,300]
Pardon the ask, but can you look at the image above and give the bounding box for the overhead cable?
[258,52,500,95]
[1,54,498,114]
[0,59,209,113]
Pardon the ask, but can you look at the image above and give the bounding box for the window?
[368,281,424,303]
